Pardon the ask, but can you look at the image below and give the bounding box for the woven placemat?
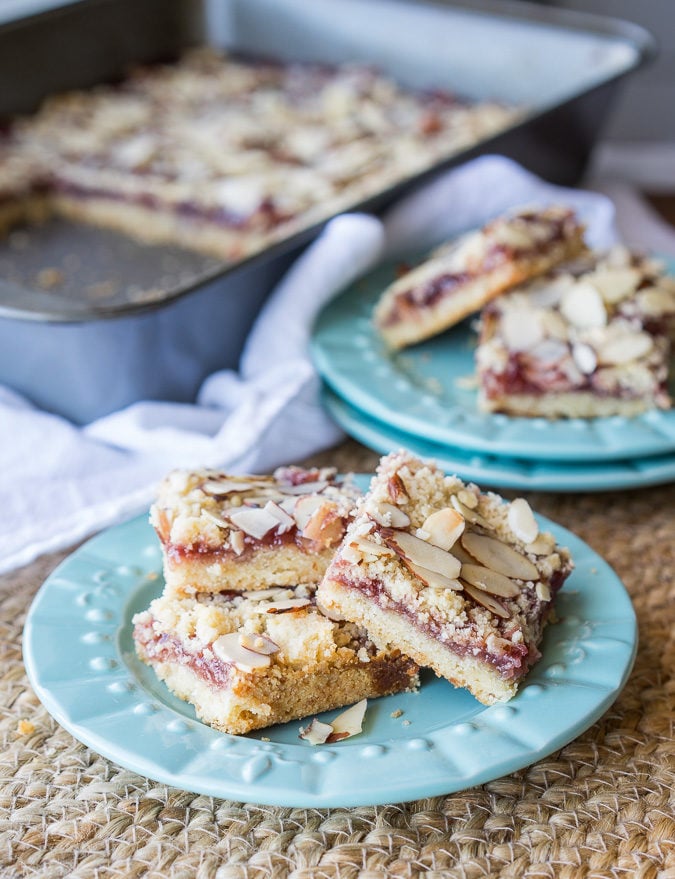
[2,440,674,878]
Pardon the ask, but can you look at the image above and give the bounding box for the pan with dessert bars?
[0,0,653,423]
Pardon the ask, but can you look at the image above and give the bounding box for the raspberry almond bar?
[476,246,675,418]
[151,466,361,597]
[317,452,573,705]
[133,584,419,735]
[374,206,586,350]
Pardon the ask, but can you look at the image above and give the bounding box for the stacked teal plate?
[310,259,675,492]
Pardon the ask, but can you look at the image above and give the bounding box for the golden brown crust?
[316,451,573,704]
[374,206,586,350]
[133,586,419,734]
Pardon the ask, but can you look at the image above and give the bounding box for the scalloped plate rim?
[23,499,637,808]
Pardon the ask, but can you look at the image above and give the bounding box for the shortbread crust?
[374,206,586,350]
[133,584,419,735]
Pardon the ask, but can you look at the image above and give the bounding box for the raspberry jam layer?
[333,566,568,680]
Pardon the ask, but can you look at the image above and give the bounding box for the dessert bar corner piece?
[476,246,675,418]
[317,451,573,705]
[373,205,586,350]
[132,584,419,735]
[150,466,362,597]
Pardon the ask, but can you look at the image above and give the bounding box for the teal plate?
[24,496,637,808]
[310,258,675,463]
[324,388,675,492]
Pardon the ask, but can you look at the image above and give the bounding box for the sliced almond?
[596,331,653,365]
[526,532,556,555]
[239,632,280,655]
[302,501,343,545]
[212,633,271,672]
[349,536,397,558]
[293,495,327,530]
[264,500,296,533]
[450,495,492,529]
[500,308,544,352]
[461,532,540,581]
[635,286,675,315]
[383,528,461,580]
[230,529,245,555]
[264,598,311,613]
[586,267,640,304]
[460,563,520,598]
[246,588,294,602]
[326,699,367,743]
[571,342,597,375]
[299,718,333,745]
[370,502,411,528]
[536,581,552,601]
[507,498,539,545]
[447,542,475,566]
[201,479,266,496]
[202,509,230,530]
[403,559,463,591]
[279,480,328,495]
[422,508,465,551]
[228,507,279,540]
[387,473,409,504]
[315,598,345,622]
[560,282,607,329]
[461,582,510,619]
[457,489,478,510]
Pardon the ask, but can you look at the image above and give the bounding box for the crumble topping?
[150,466,361,557]
[1,49,520,260]
[476,246,675,409]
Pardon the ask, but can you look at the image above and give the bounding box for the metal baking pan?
[0,0,654,423]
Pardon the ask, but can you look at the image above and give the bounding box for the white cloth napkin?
[0,154,667,574]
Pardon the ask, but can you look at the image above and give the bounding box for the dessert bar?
[151,466,361,597]
[0,49,519,262]
[133,584,419,735]
[374,206,586,350]
[476,246,675,418]
[317,451,573,705]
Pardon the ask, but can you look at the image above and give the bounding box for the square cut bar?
[476,246,675,418]
[132,584,419,735]
[373,205,586,350]
[317,451,573,705]
[150,466,362,597]
[0,49,518,262]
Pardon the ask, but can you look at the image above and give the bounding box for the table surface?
[3,438,674,878]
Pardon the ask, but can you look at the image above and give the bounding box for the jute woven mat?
[2,440,674,878]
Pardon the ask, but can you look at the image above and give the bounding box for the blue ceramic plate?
[324,388,675,492]
[24,489,637,808]
[310,259,675,463]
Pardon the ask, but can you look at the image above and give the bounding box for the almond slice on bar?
[201,479,268,496]
[422,507,465,551]
[279,481,329,495]
[507,498,539,545]
[449,495,492,529]
[264,598,311,613]
[349,536,397,558]
[402,559,463,591]
[461,582,510,619]
[212,633,272,672]
[382,528,461,580]
[293,495,327,530]
[230,529,245,555]
[238,632,280,655]
[264,500,296,533]
[460,563,520,598]
[370,502,411,528]
[228,507,280,539]
[201,509,231,530]
[461,532,539,581]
